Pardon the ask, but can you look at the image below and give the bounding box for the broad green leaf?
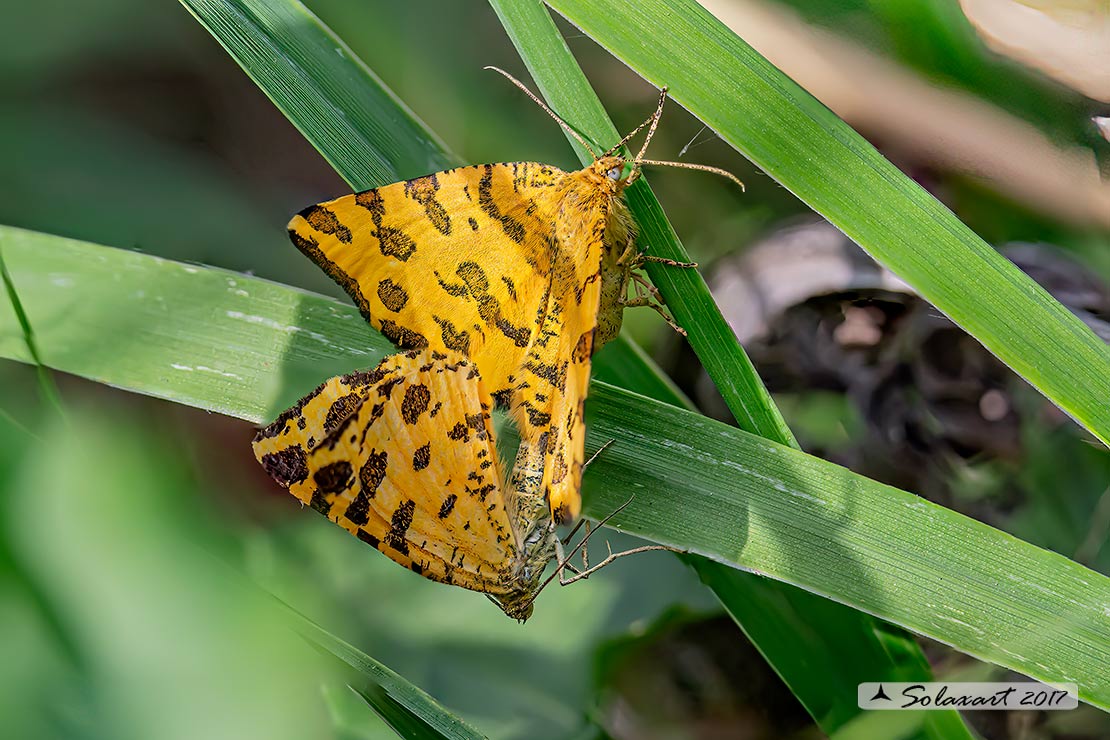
[2,226,1108,714]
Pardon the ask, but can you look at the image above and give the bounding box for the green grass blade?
[178,0,456,188]
[0,245,64,416]
[293,611,485,740]
[488,2,969,735]
[352,685,460,740]
[3,226,1108,713]
[544,0,1110,450]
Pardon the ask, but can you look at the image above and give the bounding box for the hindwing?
[253,350,521,592]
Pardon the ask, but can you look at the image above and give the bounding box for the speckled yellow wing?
[252,350,520,592]
[288,163,570,398]
[510,165,634,523]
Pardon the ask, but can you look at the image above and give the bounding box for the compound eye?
[607,167,622,180]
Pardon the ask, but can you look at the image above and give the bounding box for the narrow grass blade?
[178,0,456,188]
[0,245,64,416]
[294,611,485,740]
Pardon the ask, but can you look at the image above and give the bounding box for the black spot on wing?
[478,165,526,243]
[300,205,352,244]
[438,493,457,519]
[454,262,531,348]
[523,404,551,427]
[377,279,409,312]
[551,454,567,485]
[496,318,530,347]
[309,489,330,515]
[345,490,372,526]
[401,384,431,424]
[465,412,488,441]
[324,393,363,436]
[501,275,517,301]
[354,189,386,221]
[434,316,471,356]
[376,378,402,400]
[491,388,512,409]
[260,446,308,486]
[572,330,593,364]
[379,320,428,350]
[359,449,389,498]
[553,501,572,525]
[385,499,416,555]
[457,261,489,291]
[525,359,568,390]
[413,443,430,471]
[376,226,417,261]
[313,461,354,494]
[404,174,451,235]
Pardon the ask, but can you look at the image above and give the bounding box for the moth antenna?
[636,159,746,191]
[603,85,668,158]
[484,66,597,159]
[632,85,668,162]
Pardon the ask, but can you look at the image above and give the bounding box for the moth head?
[591,155,636,191]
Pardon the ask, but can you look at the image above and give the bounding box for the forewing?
[253,350,519,594]
[511,173,618,523]
[288,163,566,396]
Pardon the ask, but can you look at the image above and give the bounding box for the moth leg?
[554,496,680,586]
[621,274,688,337]
[617,238,696,335]
[562,437,617,566]
[554,533,582,577]
[558,541,677,585]
[635,254,698,269]
[616,240,638,268]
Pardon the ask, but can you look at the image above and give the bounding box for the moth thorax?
[594,202,636,350]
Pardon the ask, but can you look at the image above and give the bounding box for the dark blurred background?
[2,1,1109,738]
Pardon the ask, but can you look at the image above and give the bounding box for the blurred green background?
[2,1,1109,738]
